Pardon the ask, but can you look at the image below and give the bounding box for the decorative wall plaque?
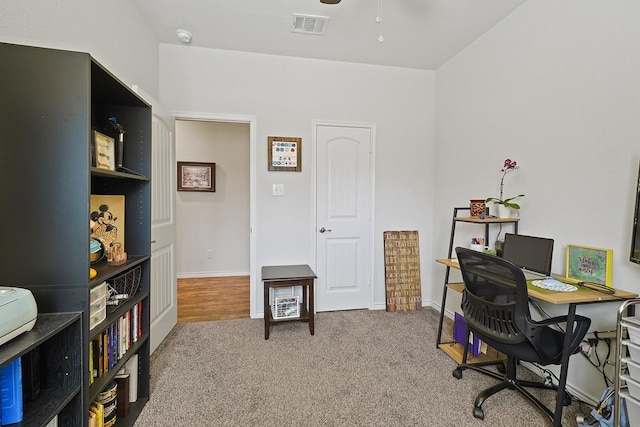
[384,230,422,312]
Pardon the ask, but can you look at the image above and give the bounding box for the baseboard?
[177,271,250,279]
[372,298,440,311]
[520,361,597,407]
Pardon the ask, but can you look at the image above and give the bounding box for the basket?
[106,265,141,311]
[272,295,300,319]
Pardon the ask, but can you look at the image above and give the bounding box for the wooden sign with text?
[384,230,422,312]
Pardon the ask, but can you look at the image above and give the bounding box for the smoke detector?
[176,29,192,44]
[292,14,330,35]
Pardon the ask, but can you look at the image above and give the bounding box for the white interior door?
[315,122,374,312]
[133,86,178,354]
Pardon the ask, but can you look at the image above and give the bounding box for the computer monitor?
[501,233,554,275]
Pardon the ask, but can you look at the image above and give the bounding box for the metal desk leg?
[553,303,576,427]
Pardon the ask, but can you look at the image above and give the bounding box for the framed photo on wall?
[177,161,216,192]
[94,131,115,171]
[268,136,302,172]
[565,244,613,286]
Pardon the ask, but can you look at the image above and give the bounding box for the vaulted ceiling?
[132,0,527,70]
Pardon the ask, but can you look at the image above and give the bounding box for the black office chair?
[453,247,591,422]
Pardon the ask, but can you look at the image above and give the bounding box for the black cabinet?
[0,42,151,426]
[0,313,82,426]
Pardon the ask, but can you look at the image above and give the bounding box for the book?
[45,414,58,427]
[89,340,94,385]
[124,354,138,403]
[103,331,109,374]
[94,337,103,377]
[453,312,482,357]
[114,374,130,417]
[138,301,142,337]
[90,401,104,427]
[0,358,23,425]
[88,411,97,427]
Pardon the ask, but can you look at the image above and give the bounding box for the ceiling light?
[176,29,192,44]
[320,0,341,4]
[376,0,384,43]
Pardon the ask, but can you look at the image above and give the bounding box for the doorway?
[173,113,257,318]
[314,121,375,312]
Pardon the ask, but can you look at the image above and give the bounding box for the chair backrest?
[501,233,554,275]
[456,247,532,345]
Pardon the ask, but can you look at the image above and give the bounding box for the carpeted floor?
[134,308,590,426]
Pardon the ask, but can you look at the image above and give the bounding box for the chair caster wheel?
[473,407,484,420]
[452,368,462,379]
[497,362,506,374]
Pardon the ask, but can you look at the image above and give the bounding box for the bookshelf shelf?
[438,342,507,365]
[0,42,151,426]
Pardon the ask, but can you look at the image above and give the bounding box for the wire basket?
[106,265,141,311]
[272,296,300,319]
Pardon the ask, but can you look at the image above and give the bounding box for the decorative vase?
[497,204,512,218]
[470,199,486,217]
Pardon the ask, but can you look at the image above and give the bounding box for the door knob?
[319,227,332,233]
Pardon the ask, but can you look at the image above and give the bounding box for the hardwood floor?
[177,276,250,322]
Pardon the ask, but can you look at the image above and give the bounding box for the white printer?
[0,287,37,346]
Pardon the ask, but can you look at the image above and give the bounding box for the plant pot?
[469,199,486,217]
[497,204,512,218]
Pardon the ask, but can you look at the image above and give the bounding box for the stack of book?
[89,302,143,383]
[0,358,22,425]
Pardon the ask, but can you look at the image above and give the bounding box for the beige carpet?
[134,308,590,426]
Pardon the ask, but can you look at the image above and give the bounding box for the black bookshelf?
[0,42,152,426]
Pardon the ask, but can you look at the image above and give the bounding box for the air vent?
[292,14,330,35]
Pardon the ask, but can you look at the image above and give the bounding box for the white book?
[124,354,138,403]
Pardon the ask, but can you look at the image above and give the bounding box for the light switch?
[272,184,284,196]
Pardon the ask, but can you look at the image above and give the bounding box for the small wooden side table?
[262,264,316,340]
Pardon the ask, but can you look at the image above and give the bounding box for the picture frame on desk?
[94,131,115,171]
[565,244,613,287]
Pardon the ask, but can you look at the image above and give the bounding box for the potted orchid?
[485,158,524,217]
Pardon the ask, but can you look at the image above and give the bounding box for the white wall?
[175,120,250,277]
[160,44,436,313]
[0,0,159,99]
[435,0,640,402]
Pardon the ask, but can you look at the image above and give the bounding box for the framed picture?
[90,194,125,253]
[268,136,302,172]
[94,131,115,171]
[177,161,216,192]
[565,244,613,286]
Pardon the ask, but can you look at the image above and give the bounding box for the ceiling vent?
[292,14,330,35]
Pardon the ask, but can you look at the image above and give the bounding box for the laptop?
[501,233,554,280]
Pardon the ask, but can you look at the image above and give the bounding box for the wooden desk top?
[261,264,317,282]
[436,258,638,305]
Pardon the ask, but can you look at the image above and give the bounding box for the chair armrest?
[530,315,592,354]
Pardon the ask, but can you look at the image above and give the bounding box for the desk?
[262,264,316,340]
[436,258,637,427]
